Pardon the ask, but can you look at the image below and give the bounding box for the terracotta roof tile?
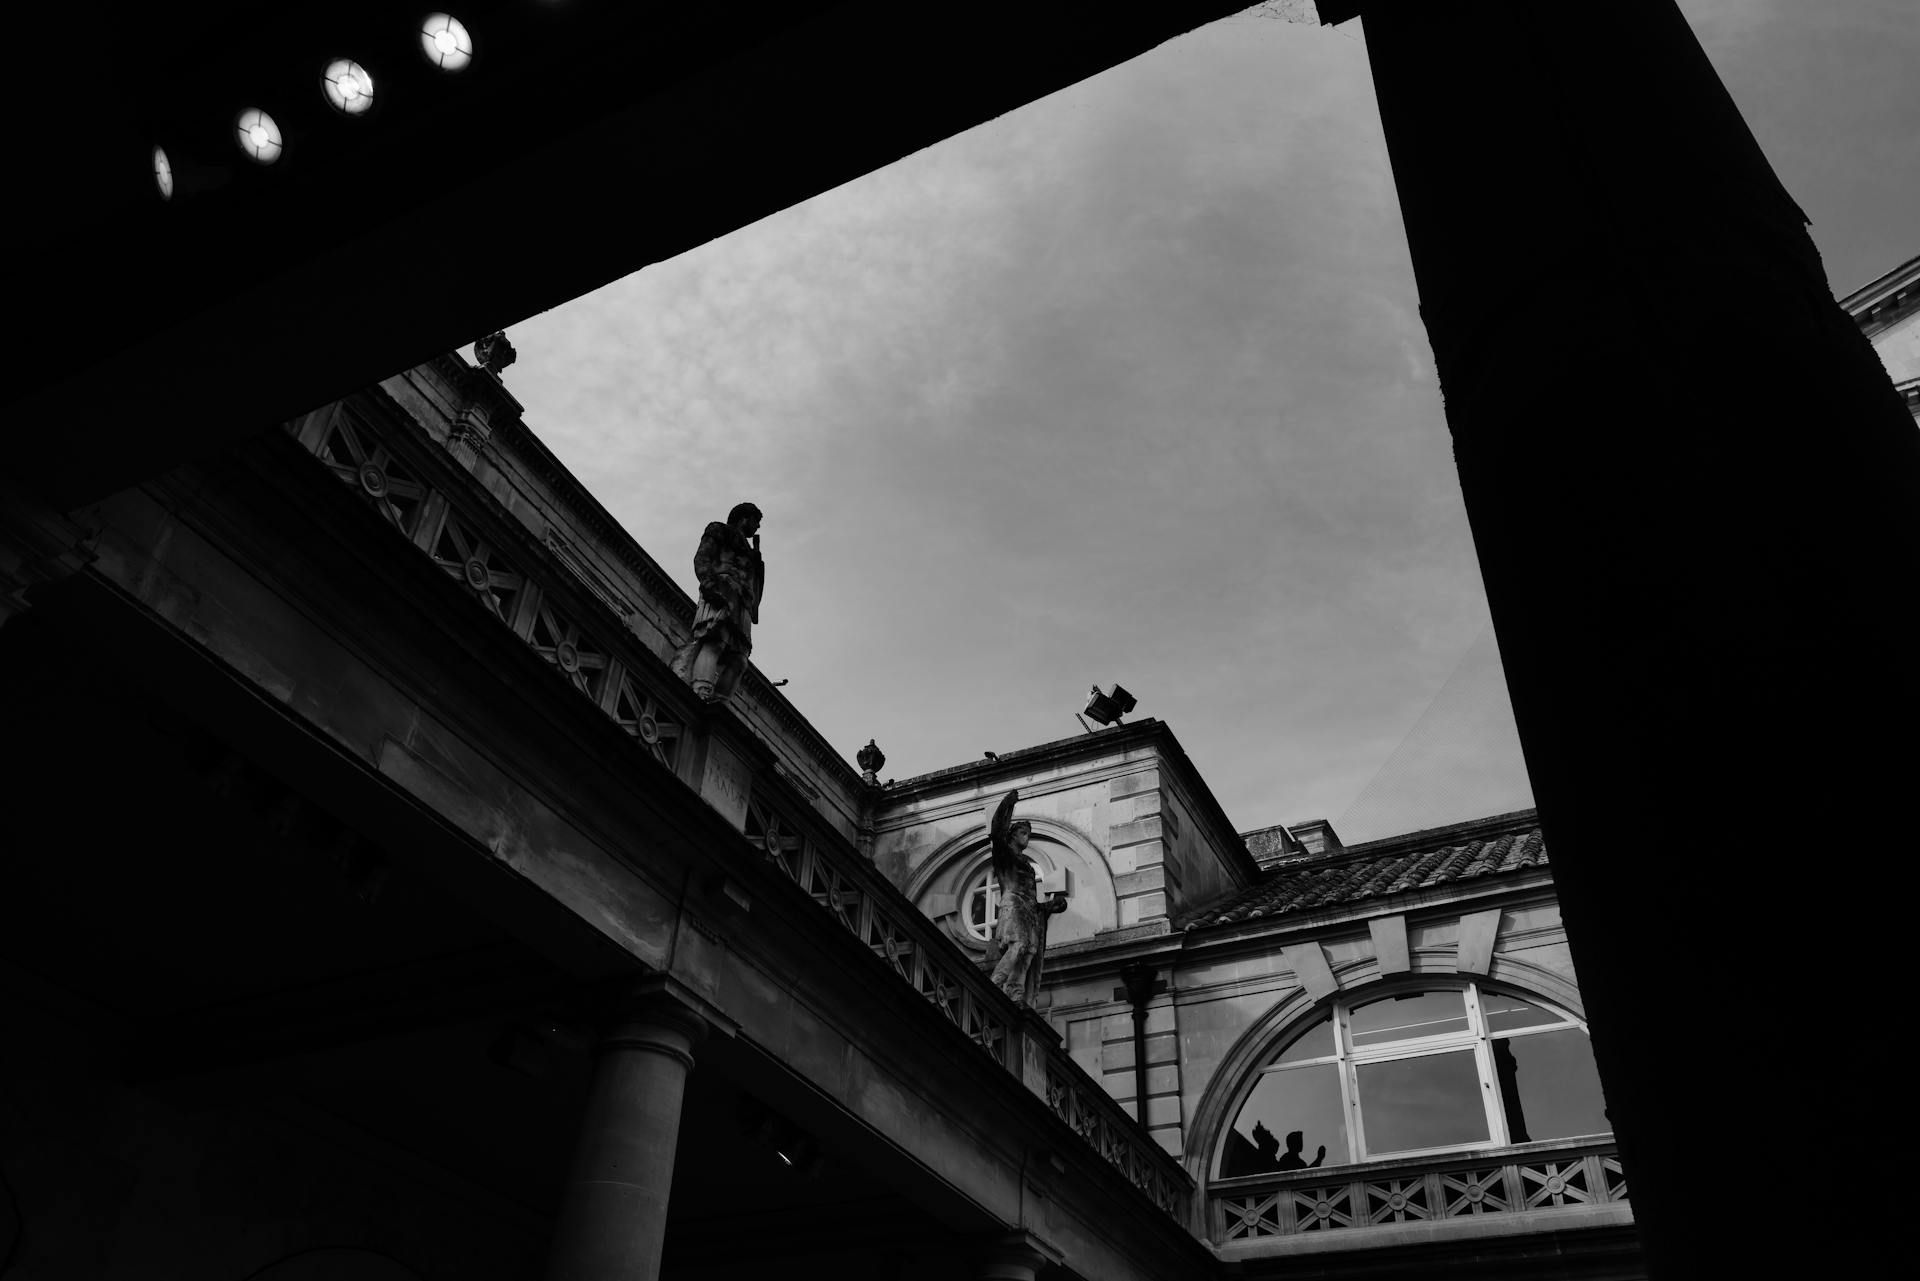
[1180,821,1548,931]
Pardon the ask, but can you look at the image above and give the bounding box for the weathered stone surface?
[1455,908,1503,975]
[1280,943,1338,999]
[1369,914,1412,975]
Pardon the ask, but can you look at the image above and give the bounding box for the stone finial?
[473,331,517,377]
[856,738,886,784]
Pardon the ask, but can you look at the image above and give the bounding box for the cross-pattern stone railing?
[285,402,700,777]
[1042,1059,1186,1214]
[1212,1137,1625,1243]
[285,392,1192,1222]
[744,771,1189,1218]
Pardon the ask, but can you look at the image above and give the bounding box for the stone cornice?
[1043,873,1561,990]
[1173,868,1557,958]
[466,392,696,627]
[1839,251,1920,327]
[730,669,870,798]
[880,718,1263,886]
[428,349,527,429]
[885,720,1157,799]
[1262,807,1539,875]
[378,364,868,803]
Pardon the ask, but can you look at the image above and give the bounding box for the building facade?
[872,730,1633,1277]
[1842,252,1920,423]
[1,337,1644,1279]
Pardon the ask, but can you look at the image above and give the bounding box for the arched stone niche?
[905,818,1116,953]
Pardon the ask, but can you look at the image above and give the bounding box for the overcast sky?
[499,1,1918,843]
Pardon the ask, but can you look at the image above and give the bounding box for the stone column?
[977,1232,1061,1281]
[542,993,707,1281]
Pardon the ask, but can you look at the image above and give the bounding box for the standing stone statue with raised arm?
[981,790,1069,1007]
[670,502,764,703]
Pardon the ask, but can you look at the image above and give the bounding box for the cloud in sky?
[501,4,1916,843]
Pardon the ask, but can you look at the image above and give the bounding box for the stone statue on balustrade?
[982,790,1069,1008]
[670,502,764,703]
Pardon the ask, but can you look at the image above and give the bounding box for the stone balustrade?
[1211,1136,1626,1247]
[738,737,1192,1219]
[284,393,1193,1224]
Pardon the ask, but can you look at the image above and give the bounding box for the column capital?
[544,975,703,1281]
[591,975,722,1070]
[977,1230,1063,1281]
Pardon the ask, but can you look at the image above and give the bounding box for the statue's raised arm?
[981,788,1063,1008]
[988,789,1020,878]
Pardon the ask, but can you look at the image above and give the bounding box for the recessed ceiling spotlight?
[235,108,283,164]
[322,58,376,115]
[420,14,473,71]
[153,146,173,200]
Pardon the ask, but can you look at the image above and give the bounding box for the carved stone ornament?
[463,558,491,591]
[982,790,1069,1008]
[473,330,517,377]
[669,503,764,703]
[555,641,581,673]
[358,462,389,496]
[856,738,886,775]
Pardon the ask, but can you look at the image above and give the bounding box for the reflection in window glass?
[1350,990,1468,1046]
[1482,995,1561,1034]
[1221,1063,1346,1177]
[1217,983,1608,1176]
[1275,1015,1334,1064]
[1495,1028,1610,1141]
[1356,1051,1489,1153]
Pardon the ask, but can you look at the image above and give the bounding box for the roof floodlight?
[322,58,376,115]
[235,108,283,164]
[1083,683,1138,726]
[153,146,173,200]
[420,14,474,71]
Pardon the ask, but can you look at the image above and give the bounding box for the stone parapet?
[370,358,872,841]
[1211,1137,1630,1255]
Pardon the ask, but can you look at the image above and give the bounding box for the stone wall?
[871,723,1258,950]
[1178,887,1573,1169]
[1872,305,1920,386]
[1042,877,1577,1167]
[370,360,871,842]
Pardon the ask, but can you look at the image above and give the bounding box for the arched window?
[961,865,1001,942]
[1218,983,1608,1177]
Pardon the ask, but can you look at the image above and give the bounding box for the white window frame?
[1228,980,1604,1170]
[961,866,1001,942]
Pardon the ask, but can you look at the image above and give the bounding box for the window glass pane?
[965,875,998,940]
[1221,1063,1347,1176]
[1492,1028,1610,1142]
[1482,994,1563,1034]
[1355,1050,1488,1154]
[1350,990,1468,1047]
[1275,1015,1334,1064]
